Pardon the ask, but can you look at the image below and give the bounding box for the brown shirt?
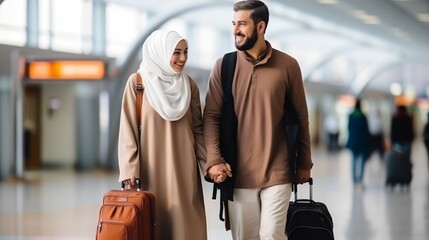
[203,42,312,188]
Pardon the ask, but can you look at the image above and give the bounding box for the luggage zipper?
[288,208,334,229]
[98,220,131,234]
[99,202,142,236]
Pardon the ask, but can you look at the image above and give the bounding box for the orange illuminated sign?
[27,60,106,80]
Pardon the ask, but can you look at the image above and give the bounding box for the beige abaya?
[118,73,207,240]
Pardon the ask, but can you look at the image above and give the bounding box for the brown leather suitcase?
[96,180,155,240]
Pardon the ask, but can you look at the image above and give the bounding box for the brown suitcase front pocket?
[97,220,129,239]
[97,203,140,240]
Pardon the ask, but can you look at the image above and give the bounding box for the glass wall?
[0,0,26,45]
[39,0,92,53]
[105,3,146,57]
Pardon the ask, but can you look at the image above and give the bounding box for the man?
[345,99,371,187]
[203,1,313,239]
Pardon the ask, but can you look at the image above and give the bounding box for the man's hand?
[208,163,233,183]
[296,169,311,184]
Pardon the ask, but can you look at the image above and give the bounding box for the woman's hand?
[122,176,137,186]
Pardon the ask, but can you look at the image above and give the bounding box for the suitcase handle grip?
[293,199,316,204]
[293,177,313,202]
[121,178,142,191]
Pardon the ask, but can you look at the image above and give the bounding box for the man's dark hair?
[233,0,269,31]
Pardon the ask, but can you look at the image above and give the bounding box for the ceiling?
[274,0,429,53]
[132,0,429,52]
[266,0,429,97]
[105,0,429,97]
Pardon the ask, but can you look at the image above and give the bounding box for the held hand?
[208,163,233,183]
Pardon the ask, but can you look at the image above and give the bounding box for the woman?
[118,30,207,240]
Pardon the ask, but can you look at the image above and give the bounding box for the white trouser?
[228,183,292,240]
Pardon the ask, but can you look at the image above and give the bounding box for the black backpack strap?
[221,52,237,102]
[211,51,237,231]
[284,77,300,190]
[219,52,237,194]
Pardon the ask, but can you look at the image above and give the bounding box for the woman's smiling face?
[170,40,188,73]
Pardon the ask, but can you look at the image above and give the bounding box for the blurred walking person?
[324,111,340,153]
[390,105,414,147]
[368,109,385,159]
[346,98,371,188]
[385,104,414,188]
[423,111,429,170]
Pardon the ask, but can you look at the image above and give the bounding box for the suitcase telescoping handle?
[121,178,142,191]
[293,177,313,202]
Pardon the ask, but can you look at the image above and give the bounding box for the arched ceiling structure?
[106,0,429,98]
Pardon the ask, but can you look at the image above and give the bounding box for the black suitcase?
[286,178,334,240]
[385,142,412,188]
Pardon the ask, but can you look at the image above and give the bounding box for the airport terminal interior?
[1,0,429,239]
[1,144,429,239]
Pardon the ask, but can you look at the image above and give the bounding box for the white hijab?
[138,30,191,121]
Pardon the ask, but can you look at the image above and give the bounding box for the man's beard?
[235,27,258,51]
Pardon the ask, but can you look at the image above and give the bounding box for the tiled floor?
[1,142,428,240]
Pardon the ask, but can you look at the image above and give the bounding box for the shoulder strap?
[134,72,143,135]
[221,51,237,100]
[215,51,237,231]
[284,77,300,188]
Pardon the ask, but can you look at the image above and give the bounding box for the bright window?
[39,0,89,53]
[0,0,26,45]
[106,3,141,57]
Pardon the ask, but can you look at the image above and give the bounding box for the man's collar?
[242,41,272,65]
